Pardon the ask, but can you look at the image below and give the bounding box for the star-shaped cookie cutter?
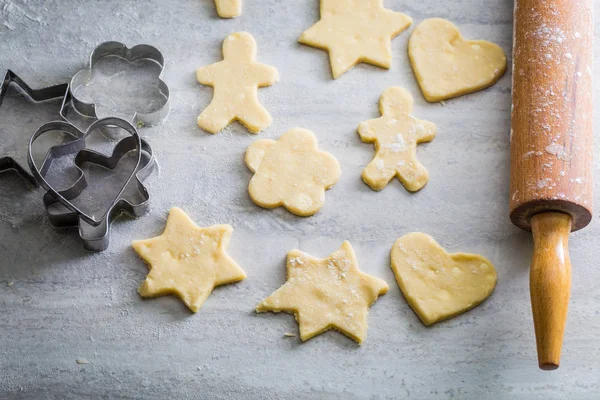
[0,70,68,186]
[28,117,155,251]
[60,41,170,127]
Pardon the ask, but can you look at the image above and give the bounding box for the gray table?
[1,0,599,399]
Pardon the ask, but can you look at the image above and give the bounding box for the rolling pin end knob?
[530,212,572,370]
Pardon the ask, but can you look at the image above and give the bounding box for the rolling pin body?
[511,0,593,227]
[510,0,593,370]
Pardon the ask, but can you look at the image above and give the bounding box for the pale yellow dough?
[132,207,246,313]
[299,0,412,79]
[245,128,341,217]
[214,0,242,18]
[391,233,497,326]
[408,18,507,102]
[256,241,389,344]
[196,32,279,134]
[358,87,436,192]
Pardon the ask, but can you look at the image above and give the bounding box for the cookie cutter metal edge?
[60,41,170,128]
[0,70,68,186]
[43,137,155,252]
[28,117,155,251]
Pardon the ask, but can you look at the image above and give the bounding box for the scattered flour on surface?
[545,143,568,160]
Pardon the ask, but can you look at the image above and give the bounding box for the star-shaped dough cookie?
[214,0,242,18]
[256,241,389,344]
[245,128,341,217]
[299,0,412,78]
[196,32,279,134]
[132,207,246,312]
[358,87,436,192]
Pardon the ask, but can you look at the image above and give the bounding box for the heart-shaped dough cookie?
[408,18,507,102]
[390,233,497,325]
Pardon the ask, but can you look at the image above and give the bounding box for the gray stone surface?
[1,0,599,399]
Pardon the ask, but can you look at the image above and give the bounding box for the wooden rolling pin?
[510,0,593,370]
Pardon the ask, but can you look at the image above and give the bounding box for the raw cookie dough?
[245,128,341,216]
[214,0,242,18]
[408,18,507,102]
[132,207,246,312]
[299,0,412,79]
[196,32,279,134]
[358,87,436,192]
[256,241,389,344]
[391,233,497,326]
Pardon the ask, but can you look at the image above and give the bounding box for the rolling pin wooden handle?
[510,0,593,369]
[530,212,572,370]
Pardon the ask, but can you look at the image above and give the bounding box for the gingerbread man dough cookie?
[299,0,412,78]
[132,207,246,313]
[358,87,436,192]
[214,0,242,18]
[196,32,279,134]
[409,18,507,102]
[256,241,389,344]
[245,128,341,216]
[391,233,497,325]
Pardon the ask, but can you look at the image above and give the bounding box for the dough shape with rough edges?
[214,0,242,18]
[245,128,341,217]
[358,87,436,192]
[196,32,279,134]
[256,241,389,344]
[408,18,507,102]
[132,207,246,313]
[299,0,412,79]
[391,233,497,326]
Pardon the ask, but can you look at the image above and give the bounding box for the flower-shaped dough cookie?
[299,0,412,78]
[196,32,279,134]
[358,87,436,192]
[214,0,242,18]
[245,128,341,216]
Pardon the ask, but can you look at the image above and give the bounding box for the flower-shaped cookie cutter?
[0,69,68,186]
[28,117,155,251]
[60,41,170,128]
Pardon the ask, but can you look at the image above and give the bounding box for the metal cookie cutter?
[0,70,68,186]
[60,41,170,128]
[28,117,155,251]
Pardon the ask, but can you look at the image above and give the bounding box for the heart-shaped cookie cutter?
[60,41,170,128]
[0,70,69,186]
[28,117,155,251]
